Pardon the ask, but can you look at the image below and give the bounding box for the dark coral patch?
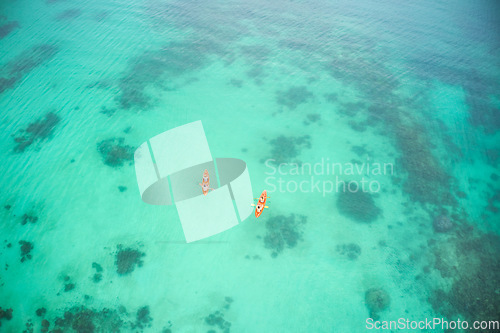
[92,262,103,272]
[267,135,311,165]
[0,21,19,39]
[336,187,381,223]
[323,39,455,206]
[263,214,306,258]
[92,274,102,283]
[0,307,13,328]
[36,308,47,317]
[393,125,453,206]
[133,306,152,329]
[365,288,390,320]
[204,297,233,331]
[115,245,145,275]
[205,311,231,332]
[13,112,61,153]
[99,106,116,117]
[21,213,38,225]
[41,319,50,333]
[336,243,361,260]
[52,306,123,332]
[223,297,233,310]
[92,262,103,283]
[97,138,134,167]
[0,44,58,95]
[19,240,33,262]
[367,106,453,206]
[14,112,60,153]
[116,39,218,109]
[276,86,313,110]
[24,319,33,332]
[429,231,500,332]
[64,283,75,292]
[118,186,127,192]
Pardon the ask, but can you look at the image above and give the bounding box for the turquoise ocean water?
[1,0,499,332]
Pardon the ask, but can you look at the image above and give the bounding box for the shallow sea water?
[1,0,499,332]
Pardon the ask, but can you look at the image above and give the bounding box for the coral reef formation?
[133,306,152,330]
[365,288,390,320]
[0,44,58,94]
[0,307,13,328]
[23,319,33,332]
[267,135,311,165]
[336,243,361,260]
[36,308,47,317]
[429,231,500,333]
[32,303,164,333]
[64,283,75,292]
[115,39,218,109]
[115,245,145,275]
[205,311,231,333]
[204,297,234,332]
[323,32,458,206]
[393,125,453,206]
[92,262,103,283]
[99,106,116,117]
[276,86,313,110]
[41,319,50,332]
[336,187,381,223]
[19,240,33,262]
[52,306,122,332]
[13,112,60,152]
[223,297,233,310]
[21,213,38,225]
[263,214,307,258]
[97,138,134,167]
